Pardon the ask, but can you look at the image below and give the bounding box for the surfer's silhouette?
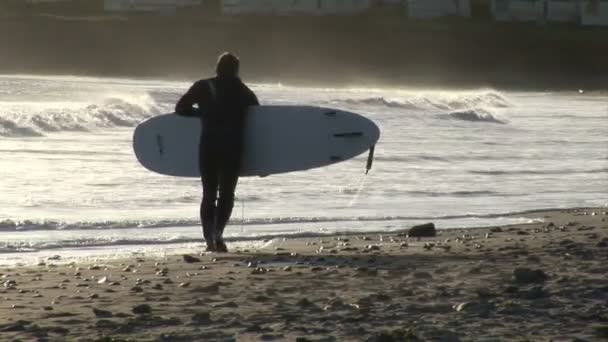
[175,52,259,252]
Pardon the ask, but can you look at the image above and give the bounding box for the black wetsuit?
[175,76,259,246]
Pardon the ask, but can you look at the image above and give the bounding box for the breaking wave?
[0,117,44,137]
[0,95,168,137]
[329,91,510,111]
[442,109,506,124]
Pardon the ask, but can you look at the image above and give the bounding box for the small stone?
[132,304,152,314]
[97,277,108,284]
[191,311,211,323]
[454,302,471,312]
[296,298,315,307]
[42,306,53,311]
[513,268,548,284]
[182,254,201,263]
[92,308,113,318]
[3,280,17,289]
[88,293,99,299]
[131,286,144,293]
[407,223,436,238]
[283,266,292,272]
[178,282,191,288]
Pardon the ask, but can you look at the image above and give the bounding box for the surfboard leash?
[366,145,375,174]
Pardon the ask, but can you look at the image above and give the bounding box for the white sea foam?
[0,93,167,136]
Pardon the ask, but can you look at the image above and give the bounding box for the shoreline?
[1,207,607,340]
[2,206,605,263]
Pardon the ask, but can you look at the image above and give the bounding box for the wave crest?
[0,94,166,137]
[443,110,506,124]
[0,118,44,137]
[331,91,511,111]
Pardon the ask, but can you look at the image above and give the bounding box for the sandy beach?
[1,207,607,341]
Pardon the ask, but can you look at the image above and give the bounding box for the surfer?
[175,52,259,252]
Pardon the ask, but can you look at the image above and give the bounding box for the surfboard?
[133,105,380,177]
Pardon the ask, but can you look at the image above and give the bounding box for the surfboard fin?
[365,145,375,174]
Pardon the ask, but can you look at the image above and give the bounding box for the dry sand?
[1,208,607,341]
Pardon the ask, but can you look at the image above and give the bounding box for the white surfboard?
[133,105,380,177]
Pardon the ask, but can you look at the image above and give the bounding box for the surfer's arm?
[247,88,260,106]
[175,82,205,117]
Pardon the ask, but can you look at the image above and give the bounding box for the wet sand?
[1,207,607,341]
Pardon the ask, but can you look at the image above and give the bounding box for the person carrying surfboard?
[175,52,259,252]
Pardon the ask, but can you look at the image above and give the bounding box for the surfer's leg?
[201,170,219,251]
[215,170,239,252]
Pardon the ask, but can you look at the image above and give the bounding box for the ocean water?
[1,75,606,263]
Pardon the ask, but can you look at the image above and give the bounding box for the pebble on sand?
[3,280,17,289]
[92,308,113,318]
[407,223,436,238]
[132,304,152,314]
[513,268,548,284]
[182,254,201,263]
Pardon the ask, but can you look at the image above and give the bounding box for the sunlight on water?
[0,74,606,257]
